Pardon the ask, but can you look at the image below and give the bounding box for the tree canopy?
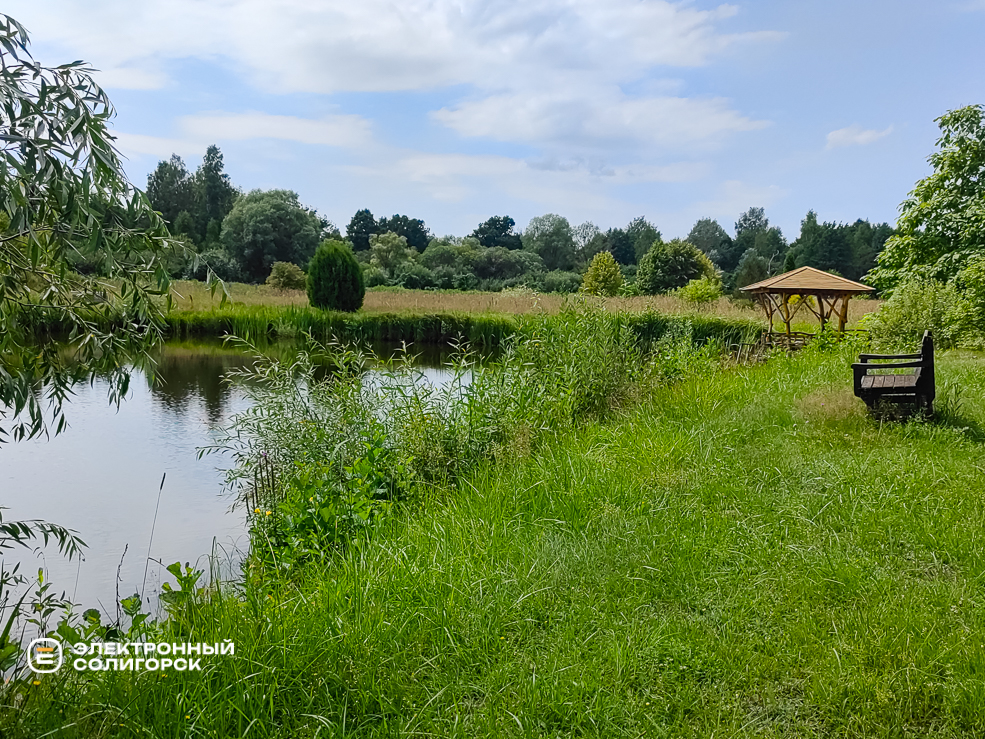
[0,14,209,441]
[346,209,380,251]
[627,216,661,262]
[581,251,623,296]
[687,218,733,264]
[867,105,985,292]
[146,146,238,248]
[378,214,432,252]
[636,239,715,294]
[523,214,576,271]
[471,216,522,250]
[221,190,328,282]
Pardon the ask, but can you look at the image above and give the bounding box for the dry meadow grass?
[168,280,882,328]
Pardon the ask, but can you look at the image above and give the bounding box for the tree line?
[136,147,896,296]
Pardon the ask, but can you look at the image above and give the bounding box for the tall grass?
[163,303,764,354]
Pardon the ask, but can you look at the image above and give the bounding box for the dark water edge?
[0,339,459,621]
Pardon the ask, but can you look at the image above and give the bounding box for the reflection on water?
[150,344,256,425]
[0,340,458,616]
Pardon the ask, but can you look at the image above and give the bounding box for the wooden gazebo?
[740,266,874,345]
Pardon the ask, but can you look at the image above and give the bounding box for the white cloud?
[825,124,893,149]
[9,1,782,93]
[8,0,778,156]
[433,92,767,151]
[179,112,373,148]
[113,112,374,162]
[342,150,706,212]
[693,179,787,221]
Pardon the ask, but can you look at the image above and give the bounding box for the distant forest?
[137,146,894,296]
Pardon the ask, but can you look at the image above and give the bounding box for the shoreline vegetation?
[163,281,877,348]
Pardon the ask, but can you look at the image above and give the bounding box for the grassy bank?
[162,303,764,350]
[6,336,985,737]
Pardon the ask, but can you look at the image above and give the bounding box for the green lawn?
[8,346,985,737]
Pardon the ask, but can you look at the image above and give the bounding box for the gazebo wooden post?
[836,292,851,333]
[780,293,792,349]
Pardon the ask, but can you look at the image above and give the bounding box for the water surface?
[0,340,457,617]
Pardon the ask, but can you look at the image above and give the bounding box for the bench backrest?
[920,330,934,396]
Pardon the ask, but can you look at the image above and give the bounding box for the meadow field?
[168,280,882,327]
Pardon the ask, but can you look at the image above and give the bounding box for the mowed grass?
[167,280,881,328]
[11,347,985,738]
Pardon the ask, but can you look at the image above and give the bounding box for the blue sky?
[8,0,985,241]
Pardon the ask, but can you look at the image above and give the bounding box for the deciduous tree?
[379,214,431,252]
[0,14,207,442]
[221,190,328,282]
[636,239,715,294]
[686,218,733,265]
[867,105,985,291]
[523,214,575,271]
[471,216,522,250]
[346,209,380,251]
[581,251,623,296]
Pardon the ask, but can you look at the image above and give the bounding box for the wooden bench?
[852,330,935,414]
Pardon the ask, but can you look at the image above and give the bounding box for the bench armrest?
[858,352,922,361]
[855,360,925,370]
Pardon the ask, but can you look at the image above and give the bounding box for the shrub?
[541,270,582,294]
[307,239,365,312]
[473,247,529,280]
[184,248,243,283]
[864,279,972,350]
[676,276,722,307]
[636,238,715,294]
[581,251,623,296]
[393,262,437,290]
[362,265,387,287]
[266,261,307,290]
[959,254,985,343]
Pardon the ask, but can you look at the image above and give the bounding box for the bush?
[581,251,623,296]
[863,279,973,350]
[307,239,365,312]
[184,248,243,283]
[362,265,387,287]
[473,247,530,280]
[636,238,715,294]
[676,276,722,307]
[266,261,307,290]
[541,270,582,294]
[393,262,437,290]
[959,254,985,339]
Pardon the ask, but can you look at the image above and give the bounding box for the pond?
[0,340,458,619]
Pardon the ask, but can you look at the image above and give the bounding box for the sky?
[7,0,985,241]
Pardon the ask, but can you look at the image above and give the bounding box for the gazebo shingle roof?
[740,266,874,294]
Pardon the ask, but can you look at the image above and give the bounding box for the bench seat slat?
[861,374,919,390]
